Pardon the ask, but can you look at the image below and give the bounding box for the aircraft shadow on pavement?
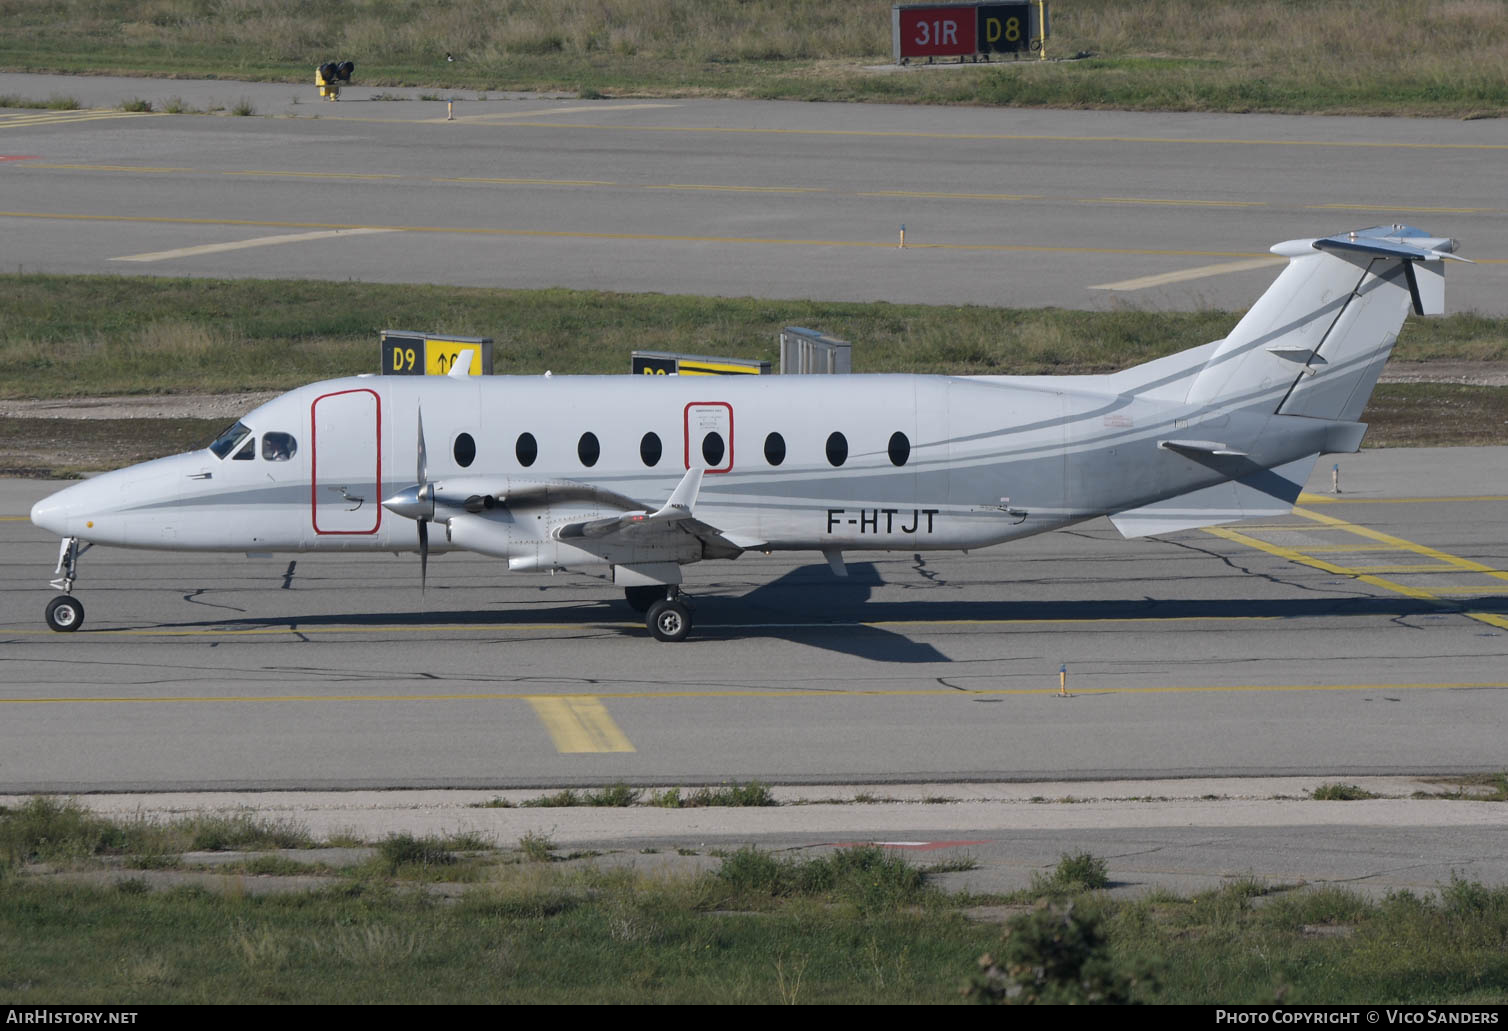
[129,561,1508,664]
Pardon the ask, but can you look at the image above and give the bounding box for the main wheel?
[646,598,692,642]
[45,595,84,633]
[624,585,666,613]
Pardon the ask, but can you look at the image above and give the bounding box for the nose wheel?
[45,595,84,632]
[44,536,90,632]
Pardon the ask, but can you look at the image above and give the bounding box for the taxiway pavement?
[3,446,1505,793]
[2,73,1504,312]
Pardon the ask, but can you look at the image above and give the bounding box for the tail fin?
[1184,226,1465,420]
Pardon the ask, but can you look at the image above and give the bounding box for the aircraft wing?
[551,467,758,558]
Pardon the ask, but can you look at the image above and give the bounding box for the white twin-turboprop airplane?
[31,225,1465,641]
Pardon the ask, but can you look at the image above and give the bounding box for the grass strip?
[4,274,1506,398]
[5,800,1508,1003]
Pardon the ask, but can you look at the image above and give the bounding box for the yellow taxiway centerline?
[0,614,1279,637]
[3,681,1506,707]
[465,121,1508,152]
[0,212,1274,258]
[1297,493,1508,505]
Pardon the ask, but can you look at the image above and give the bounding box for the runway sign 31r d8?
[892,2,1049,62]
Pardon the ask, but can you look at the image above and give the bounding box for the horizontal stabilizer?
[1159,439,1249,458]
[1110,454,1318,538]
[1312,228,1466,265]
[1313,226,1467,317]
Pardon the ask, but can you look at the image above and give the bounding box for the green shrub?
[1032,851,1110,896]
[968,902,1147,1004]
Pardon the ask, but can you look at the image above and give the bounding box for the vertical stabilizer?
[1184,226,1463,421]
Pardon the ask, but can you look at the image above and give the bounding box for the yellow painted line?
[644,183,826,194]
[1410,585,1508,595]
[1086,197,1266,208]
[1296,544,1425,553]
[486,121,1508,152]
[1294,507,1508,584]
[1305,203,1505,215]
[18,164,1487,227]
[1204,526,1363,577]
[856,190,1045,201]
[2,682,1505,707]
[440,103,678,123]
[1206,507,1508,633]
[1338,564,1460,574]
[528,696,635,753]
[0,515,31,521]
[0,211,1274,258]
[111,227,398,263]
[439,176,616,186]
[1091,256,1285,292]
[224,170,404,180]
[29,163,193,173]
[0,622,636,637]
[860,616,1274,628]
[0,613,1279,638]
[0,110,161,128]
[1298,493,1508,505]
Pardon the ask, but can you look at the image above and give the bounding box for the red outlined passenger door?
[684,402,733,474]
[311,388,382,534]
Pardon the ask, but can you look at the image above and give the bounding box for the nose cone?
[30,494,61,535]
[31,482,90,537]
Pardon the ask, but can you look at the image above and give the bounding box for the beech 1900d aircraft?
[31,225,1466,641]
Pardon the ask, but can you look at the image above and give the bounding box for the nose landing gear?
[44,537,90,632]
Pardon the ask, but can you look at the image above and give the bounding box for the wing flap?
[1110,454,1318,538]
[551,466,760,558]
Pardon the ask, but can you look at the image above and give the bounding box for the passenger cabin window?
[209,421,252,460]
[578,432,600,468]
[453,432,476,468]
[640,432,662,467]
[701,431,725,468]
[764,432,786,466]
[516,432,538,468]
[825,431,848,467]
[888,431,910,467]
[262,432,297,462]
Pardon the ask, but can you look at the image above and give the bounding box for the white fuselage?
[29,366,1324,571]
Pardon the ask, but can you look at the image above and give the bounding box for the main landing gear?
[624,585,693,642]
[44,537,90,632]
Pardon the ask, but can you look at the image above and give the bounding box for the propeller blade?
[416,406,428,487]
[418,518,429,592]
[417,406,431,592]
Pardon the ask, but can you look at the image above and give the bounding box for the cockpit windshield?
[208,421,253,460]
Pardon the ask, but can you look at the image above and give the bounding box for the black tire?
[624,585,665,613]
[646,598,691,643]
[45,595,84,633]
